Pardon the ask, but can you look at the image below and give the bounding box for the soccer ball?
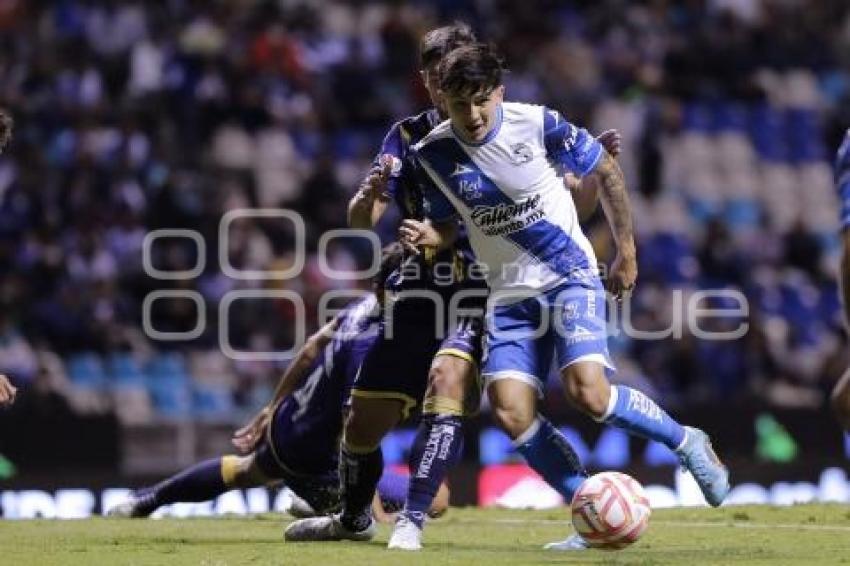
[570,471,651,549]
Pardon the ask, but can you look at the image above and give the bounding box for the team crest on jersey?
[510,142,533,165]
[563,301,579,321]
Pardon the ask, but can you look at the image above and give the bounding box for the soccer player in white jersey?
[402,43,730,549]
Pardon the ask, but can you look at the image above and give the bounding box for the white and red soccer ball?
[570,471,651,549]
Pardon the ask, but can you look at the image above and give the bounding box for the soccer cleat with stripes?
[676,426,730,507]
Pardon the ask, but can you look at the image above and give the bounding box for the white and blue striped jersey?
[412,101,604,295]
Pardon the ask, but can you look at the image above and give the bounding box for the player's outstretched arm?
[232,319,338,453]
[348,155,393,229]
[588,150,637,297]
[0,374,17,407]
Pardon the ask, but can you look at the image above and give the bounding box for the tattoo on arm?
[594,151,635,253]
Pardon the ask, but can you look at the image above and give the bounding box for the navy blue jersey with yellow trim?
[375,109,485,307]
[268,295,380,473]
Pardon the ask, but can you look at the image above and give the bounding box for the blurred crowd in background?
[1,0,849,423]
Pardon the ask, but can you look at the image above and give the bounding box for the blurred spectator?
[0,1,848,421]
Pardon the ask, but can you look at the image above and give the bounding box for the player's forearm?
[594,151,636,256]
[267,322,335,407]
[347,196,386,229]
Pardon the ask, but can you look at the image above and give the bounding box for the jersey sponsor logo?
[510,142,533,165]
[469,194,545,237]
[459,176,484,201]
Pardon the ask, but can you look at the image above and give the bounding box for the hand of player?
[232,406,270,454]
[607,249,638,301]
[354,154,394,205]
[398,219,441,255]
[597,129,622,158]
[0,374,17,407]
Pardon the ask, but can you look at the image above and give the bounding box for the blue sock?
[403,414,464,528]
[602,385,686,451]
[136,457,227,515]
[339,445,383,532]
[376,469,409,512]
[514,417,586,503]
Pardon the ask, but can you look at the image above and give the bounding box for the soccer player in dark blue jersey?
[107,246,448,520]
[286,24,621,550]
[831,129,850,430]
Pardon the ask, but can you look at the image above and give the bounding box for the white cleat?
[284,514,376,542]
[543,533,590,551]
[387,515,423,551]
[286,494,317,518]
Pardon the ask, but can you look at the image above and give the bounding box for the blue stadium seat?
[147,380,191,419]
[750,105,789,162]
[107,353,145,388]
[66,352,108,390]
[686,197,721,224]
[146,352,190,383]
[724,199,762,230]
[682,102,714,133]
[192,384,235,420]
[712,101,749,132]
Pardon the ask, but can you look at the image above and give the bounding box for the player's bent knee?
[429,356,472,398]
[491,404,535,439]
[561,364,610,419]
[222,455,268,488]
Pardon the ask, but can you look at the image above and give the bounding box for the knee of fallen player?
[427,360,467,401]
[561,364,610,419]
[427,481,451,518]
[221,454,269,488]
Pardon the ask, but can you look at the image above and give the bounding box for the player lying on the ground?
[108,245,448,521]
[395,43,729,549]
[831,129,850,430]
[287,24,623,552]
[0,374,16,407]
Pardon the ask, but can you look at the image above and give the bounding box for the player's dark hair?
[419,22,477,69]
[438,43,505,97]
[373,242,404,292]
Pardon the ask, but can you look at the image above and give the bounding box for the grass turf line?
[1,504,849,565]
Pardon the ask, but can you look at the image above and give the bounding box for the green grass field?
[2,505,850,565]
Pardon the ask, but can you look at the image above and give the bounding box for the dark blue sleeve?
[412,150,458,222]
[836,130,850,229]
[373,123,406,198]
[543,107,603,177]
